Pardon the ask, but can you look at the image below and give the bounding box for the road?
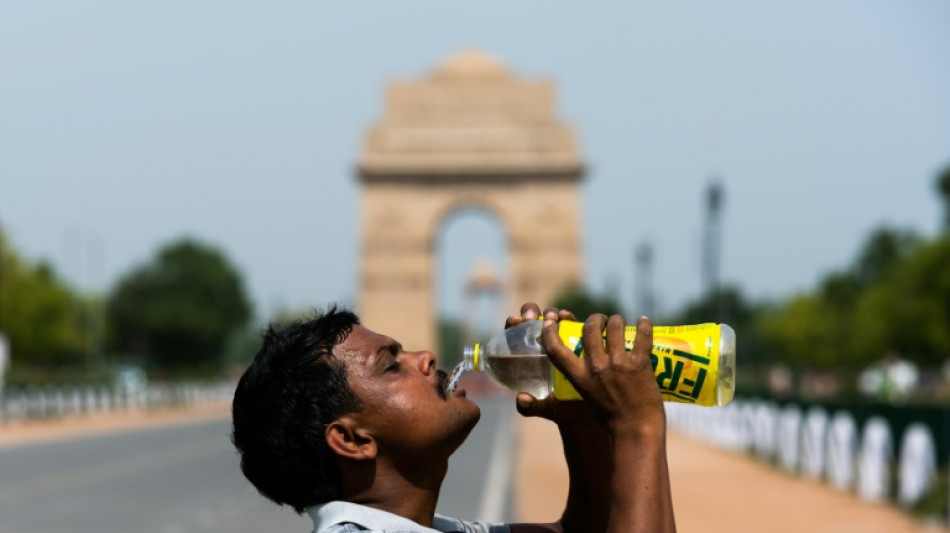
[0,397,514,533]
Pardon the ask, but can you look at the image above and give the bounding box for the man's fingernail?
[639,315,648,320]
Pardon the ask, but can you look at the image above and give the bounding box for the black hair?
[231,306,362,513]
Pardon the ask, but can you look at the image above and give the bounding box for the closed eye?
[382,343,402,373]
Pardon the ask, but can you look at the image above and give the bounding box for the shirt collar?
[307,501,448,533]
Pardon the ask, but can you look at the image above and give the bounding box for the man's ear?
[325,416,377,461]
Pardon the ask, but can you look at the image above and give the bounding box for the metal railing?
[667,397,947,522]
[0,381,235,424]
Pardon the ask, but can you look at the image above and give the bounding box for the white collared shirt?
[307,501,510,533]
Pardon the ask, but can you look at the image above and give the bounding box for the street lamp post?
[634,241,655,318]
[702,179,725,321]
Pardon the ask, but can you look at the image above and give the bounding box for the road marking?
[478,406,515,523]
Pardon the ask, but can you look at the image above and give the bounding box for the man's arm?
[505,307,611,533]
[507,391,613,533]
[558,314,675,533]
[509,308,675,533]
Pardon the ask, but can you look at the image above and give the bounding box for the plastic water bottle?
[447,320,736,407]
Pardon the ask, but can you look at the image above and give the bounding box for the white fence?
[0,381,235,424]
[667,398,945,520]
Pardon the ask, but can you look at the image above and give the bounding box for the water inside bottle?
[486,354,552,399]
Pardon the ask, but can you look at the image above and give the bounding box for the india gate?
[356,50,585,352]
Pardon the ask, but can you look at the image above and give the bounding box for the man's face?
[333,325,481,461]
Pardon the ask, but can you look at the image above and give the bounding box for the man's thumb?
[516,393,557,420]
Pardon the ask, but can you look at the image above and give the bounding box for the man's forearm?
[558,423,613,533]
[607,425,676,533]
[516,309,676,533]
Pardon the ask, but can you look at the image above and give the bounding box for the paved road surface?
[0,397,514,533]
[439,396,514,523]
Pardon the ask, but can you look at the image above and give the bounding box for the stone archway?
[356,50,585,352]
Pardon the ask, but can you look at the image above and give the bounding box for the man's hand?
[505,303,589,425]
[541,314,665,438]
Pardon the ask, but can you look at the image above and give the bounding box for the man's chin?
[451,401,481,446]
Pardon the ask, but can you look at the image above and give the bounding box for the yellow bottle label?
[552,321,722,407]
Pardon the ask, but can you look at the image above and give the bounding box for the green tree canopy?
[755,227,928,369]
[852,227,921,286]
[0,232,89,370]
[551,283,623,322]
[851,237,950,366]
[665,166,950,381]
[676,285,755,326]
[756,231,950,370]
[107,238,252,375]
[758,293,851,368]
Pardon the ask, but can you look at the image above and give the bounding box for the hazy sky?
[3,2,949,327]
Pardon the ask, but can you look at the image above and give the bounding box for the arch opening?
[434,207,509,366]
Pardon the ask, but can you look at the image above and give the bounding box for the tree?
[758,294,849,368]
[676,285,754,326]
[0,232,89,372]
[551,283,623,321]
[107,238,252,375]
[853,227,921,286]
[819,270,862,310]
[675,285,778,367]
[851,237,950,366]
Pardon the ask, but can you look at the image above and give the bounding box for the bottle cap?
[463,344,482,371]
[717,324,736,407]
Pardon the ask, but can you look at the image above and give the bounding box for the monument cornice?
[356,166,584,184]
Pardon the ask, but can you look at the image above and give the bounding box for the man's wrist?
[555,412,605,436]
[607,414,667,443]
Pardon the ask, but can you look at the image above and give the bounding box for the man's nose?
[410,350,436,376]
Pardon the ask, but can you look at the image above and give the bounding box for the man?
[232,303,675,533]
